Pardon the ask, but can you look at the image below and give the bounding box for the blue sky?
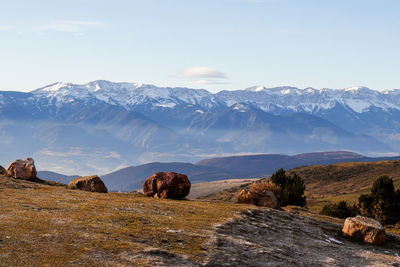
[0,0,399,92]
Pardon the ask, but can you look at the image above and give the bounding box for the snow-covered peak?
[29,80,400,114]
[32,80,219,109]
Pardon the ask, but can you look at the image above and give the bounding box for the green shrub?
[320,201,357,219]
[270,168,306,207]
[357,176,400,225]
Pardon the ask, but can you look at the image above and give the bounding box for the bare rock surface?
[6,158,37,180]
[68,175,108,193]
[342,216,386,245]
[204,209,400,266]
[143,172,191,199]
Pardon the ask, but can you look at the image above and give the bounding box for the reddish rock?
[342,216,386,245]
[0,165,5,175]
[6,158,37,180]
[237,189,278,209]
[68,175,108,193]
[143,172,191,199]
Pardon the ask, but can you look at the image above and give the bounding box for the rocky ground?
[204,209,400,266]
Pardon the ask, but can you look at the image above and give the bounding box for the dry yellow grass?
[0,175,252,266]
[288,160,400,200]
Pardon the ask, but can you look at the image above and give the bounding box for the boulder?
[238,190,255,204]
[0,165,6,175]
[255,191,278,209]
[342,216,386,245]
[68,175,108,193]
[143,172,191,199]
[6,158,37,180]
[237,190,278,209]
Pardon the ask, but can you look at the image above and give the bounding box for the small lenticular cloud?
[173,67,229,85]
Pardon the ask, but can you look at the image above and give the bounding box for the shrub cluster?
[321,176,400,225]
[320,200,357,219]
[358,176,400,225]
[270,168,306,207]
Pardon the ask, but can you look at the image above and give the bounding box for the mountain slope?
[200,159,400,203]
[100,151,400,192]
[1,80,400,173]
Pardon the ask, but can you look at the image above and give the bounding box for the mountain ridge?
[28,80,400,114]
[1,80,400,174]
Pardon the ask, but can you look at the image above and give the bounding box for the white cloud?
[173,67,228,85]
[174,67,227,79]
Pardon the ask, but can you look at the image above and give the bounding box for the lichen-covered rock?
[0,165,6,175]
[143,172,191,199]
[342,216,386,245]
[68,175,108,193]
[237,189,278,209]
[6,158,37,180]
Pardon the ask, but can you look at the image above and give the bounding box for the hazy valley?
[2,81,400,175]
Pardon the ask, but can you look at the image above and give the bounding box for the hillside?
[200,160,400,204]
[100,162,231,192]
[0,174,250,265]
[1,174,399,266]
[195,151,400,178]
[37,171,79,185]
[2,81,400,174]
[100,151,400,192]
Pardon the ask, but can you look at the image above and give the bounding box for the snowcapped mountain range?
[31,80,400,114]
[1,80,400,174]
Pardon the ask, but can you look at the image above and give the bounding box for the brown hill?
[200,160,400,203]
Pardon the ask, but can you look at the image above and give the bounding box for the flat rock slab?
[204,209,400,266]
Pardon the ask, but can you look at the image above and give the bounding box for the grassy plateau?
[0,175,251,266]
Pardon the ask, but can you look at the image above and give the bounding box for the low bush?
[358,176,400,225]
[270,168,306,207]
[320,201,357,219]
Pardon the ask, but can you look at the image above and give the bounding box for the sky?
[0,0,399,93]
